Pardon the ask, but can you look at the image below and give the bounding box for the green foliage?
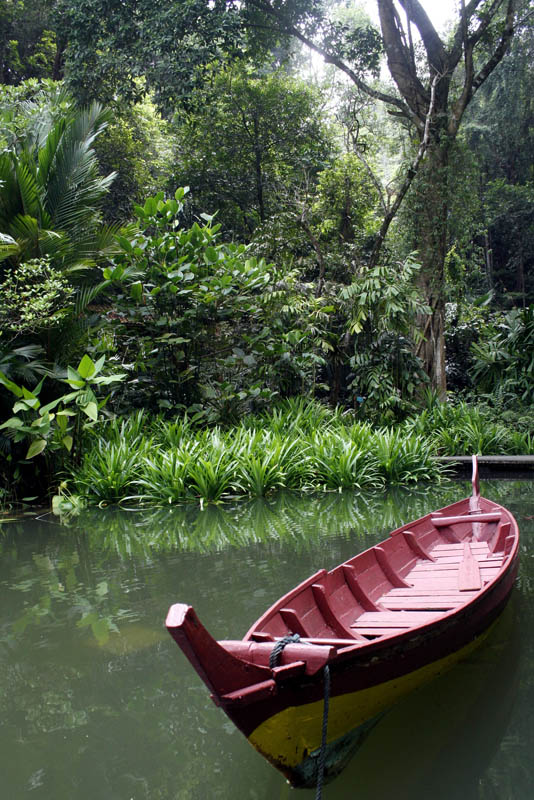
[68,400,448,506]
[0,0,58,84]
[403,398,534,456]
[313,153,378,245]
[373,428,437,485]
[308,431,381,490]
[471,306,534,404]
[464,26,534,306]
[342,256,430,420]
[0,81,76,155]
[0,97,116,272]
[0,257,73,332]
[0,354,125,500]
[54,0,382,110]
[173,66,335,237]
[55,0,247,108]
[103,189,335,415]
[93,92,175,223]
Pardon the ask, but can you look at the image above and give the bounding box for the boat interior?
[245,497,516,645]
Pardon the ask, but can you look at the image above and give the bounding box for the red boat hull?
[166,472,519,787]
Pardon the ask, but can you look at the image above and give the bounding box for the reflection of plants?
[75,581,119,645]
[8,552,121,646]
[71,483,469,557]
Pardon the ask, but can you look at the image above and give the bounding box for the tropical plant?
[71,438,144,504]
[372,428,438,485]
[309,432,382,491]
[172,65,334,237]
[0,100,116,273]
[341,256,430,421]
[67,400,450,507]
[105,189,334,415]
[0,354,125,500]
[471,306,534,404]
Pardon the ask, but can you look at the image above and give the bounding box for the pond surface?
[1,480,533,799]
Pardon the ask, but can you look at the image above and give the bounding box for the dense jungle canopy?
[1,0,534,501]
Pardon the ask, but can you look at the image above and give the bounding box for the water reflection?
[0,480,533,798]
[331,600,520,800]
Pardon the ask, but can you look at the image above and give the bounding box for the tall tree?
[244,1,527,392]
[173,67,334,236]
[39,0,529,391]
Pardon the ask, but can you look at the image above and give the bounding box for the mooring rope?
[315,664,330,800]
[269,633,301,669]
[269,635,331,799]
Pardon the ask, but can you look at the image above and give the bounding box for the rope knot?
[269,633,301,669]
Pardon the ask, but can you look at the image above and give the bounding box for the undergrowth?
[68,397,533,508]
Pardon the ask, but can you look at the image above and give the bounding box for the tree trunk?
[413,139,450,397]
[252,113,265,222]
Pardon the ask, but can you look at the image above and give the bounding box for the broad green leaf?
[66,366,84,388]
[130,281,143,301]
[26,438,47,459]
[204,246,219,264]
[0,417,23,430]
[39,396,65,415]
[77,354,96,379]
[116,235,133,253]
[92,374,127,385]
[62,435,73,452]
[82,401,98,421]
[13,400,33,413]
[93,355,106,376]
[0,371,23,397]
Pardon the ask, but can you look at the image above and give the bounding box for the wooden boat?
[165,457,519,789]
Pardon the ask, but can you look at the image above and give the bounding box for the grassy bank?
[66,398,534,508]
[68,400,442,506]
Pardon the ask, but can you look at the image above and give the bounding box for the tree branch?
[472,0,516,91]
[396,0,447,72]
[377,0,429,128]
[368,71,441,267]
[246,0,419,126]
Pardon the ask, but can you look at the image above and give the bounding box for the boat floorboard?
[350,536,503,636]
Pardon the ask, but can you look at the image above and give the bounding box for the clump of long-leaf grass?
[372,428,440,484]
[403,399,519,455]
[73,437,150,504]
[70,400,449,506]
[308,431,382,491]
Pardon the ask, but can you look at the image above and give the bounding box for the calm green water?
[1,480,533,799]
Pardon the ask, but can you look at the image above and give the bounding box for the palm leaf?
[15,159,41,218]
[0,232,19,262]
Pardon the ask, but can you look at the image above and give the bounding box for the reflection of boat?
[331,598,520,800]
[166,457,519,788]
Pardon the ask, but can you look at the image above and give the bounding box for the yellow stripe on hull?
[249,621,498,772]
